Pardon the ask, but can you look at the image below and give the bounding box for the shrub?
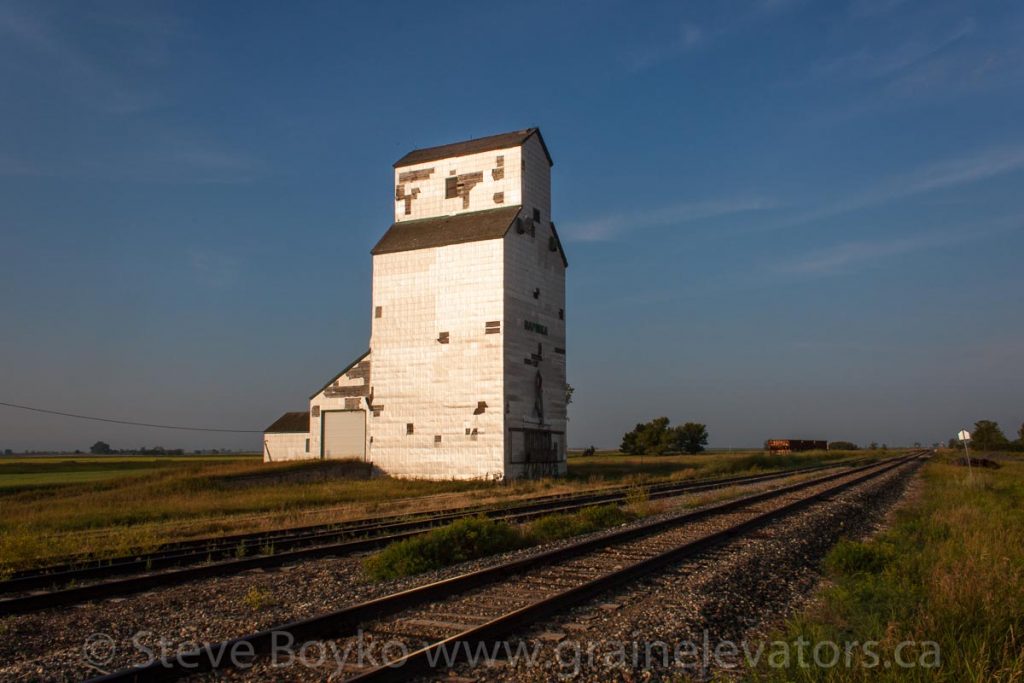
[363,516,527,580]
[242,587,273,611]
[526,504,633,545]
[364,504,637,580]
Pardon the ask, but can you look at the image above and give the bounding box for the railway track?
[86,451,926,682]
[0,458,868,614]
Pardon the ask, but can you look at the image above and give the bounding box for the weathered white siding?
[503,137,567,476]
[394,146,523,222]
[262,433,308,462]
[368,240,505,479]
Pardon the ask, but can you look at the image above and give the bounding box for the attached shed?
[263,412,311,462]
[308,351,371,460]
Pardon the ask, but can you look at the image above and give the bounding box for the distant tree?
[620,418,707,455]
[913,442,922,448]
[947,437,958,449]
[3,449,11,456]
[565,384,575,406]
[869,442,879,450]
[621,417,674,455]
[972,420,1008,451]
[678,422,709,454]
[1018,422,1024,444]
[582,445,596,457]
[829,441,859,451]
[90,441,112,455]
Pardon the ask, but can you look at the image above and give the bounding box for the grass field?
[753,450,1023,682]
[0,448,877,573]
[0,455,254,491]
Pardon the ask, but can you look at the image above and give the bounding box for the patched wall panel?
[368,239,506,479]
[393,146,523,223]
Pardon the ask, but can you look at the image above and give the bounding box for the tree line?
[948,420,1024,452]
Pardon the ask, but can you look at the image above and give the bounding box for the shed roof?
[264,412,309,434]
[371,206,522,255]
[393,128,552,168]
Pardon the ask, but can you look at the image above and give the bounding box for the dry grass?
[0,449,872,572]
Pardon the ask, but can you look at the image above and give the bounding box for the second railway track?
[87,451,926,682]
[0,458,870,614]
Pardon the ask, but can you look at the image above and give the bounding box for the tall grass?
[363,504,635,581]
[753,454,1024,682]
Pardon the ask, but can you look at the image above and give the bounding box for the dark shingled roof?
[393,128,552,168]
[372,206,523,255]
[265,412,309,434]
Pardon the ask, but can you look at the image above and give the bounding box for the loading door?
[322,410,365,459]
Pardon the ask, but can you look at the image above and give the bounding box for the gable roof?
[372,206,522,255]
[393,128,552,168]
[265,412,309,434]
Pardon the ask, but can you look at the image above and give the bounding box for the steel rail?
[84,452,924,682]
[0,460,867,608]
[7,457,868,585]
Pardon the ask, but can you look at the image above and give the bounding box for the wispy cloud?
[188,250,242,289]
[811,18,975,82]
[625,22,706,72]
[777,145,1024,230]
[564,197,778,242]
[777,233,958,275]
[167,146,271,185]
[0,4,171,114]
[777,219,1018,276]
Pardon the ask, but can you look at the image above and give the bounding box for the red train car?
[765,439,828,454]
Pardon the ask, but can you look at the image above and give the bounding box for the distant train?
[765,439,828,454]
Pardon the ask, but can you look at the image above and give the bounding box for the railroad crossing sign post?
[957,429,973,479]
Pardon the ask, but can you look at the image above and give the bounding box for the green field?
[753,450,1023,682]
[0,455,255,491]
[0,449,875,573]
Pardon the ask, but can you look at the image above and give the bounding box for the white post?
[963,438,972,478]
[958,429,973,480]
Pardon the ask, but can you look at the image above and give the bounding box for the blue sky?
[1,0,1022,451]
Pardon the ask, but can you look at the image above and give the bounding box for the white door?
[322,410,365,459]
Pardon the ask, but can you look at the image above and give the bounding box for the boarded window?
[438,331,450,344]
[311,406,320,417]
[406,423,414,435]
[485,320,501,334]
[434,434,442,446]
[305,438,310,453]
[523,429,557,463]
[375,306,382,318]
